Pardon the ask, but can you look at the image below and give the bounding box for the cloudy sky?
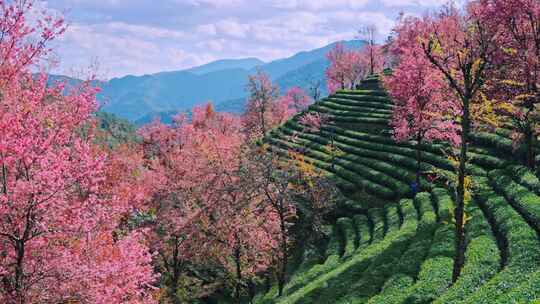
[44,0,448,78]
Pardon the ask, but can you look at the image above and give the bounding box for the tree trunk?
[330,132,337,171]
[13,210,34,304]
[234,245,242,304]
[166,237,182,304]
[248,280,255,304]
[1,163,7,194]
[260,108,267,136]
[370,44,374,75]
[525,127,535,170]
[277,207,288,297]
[331,150,335,171]
[453,97,469,283]
[13,239,26,304]
[416,133,423,190]
[265,274,271,293]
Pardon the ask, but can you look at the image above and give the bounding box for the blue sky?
[44,0,448,78]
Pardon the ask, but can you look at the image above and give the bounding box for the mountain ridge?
[184,57,264,75]
[54,40,366,123]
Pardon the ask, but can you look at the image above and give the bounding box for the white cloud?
[47,0,448,76]
[105,22,186,40]
[196,24,217,36]
[214,19,250,39]
[381,0,448,7]
[196,39,225,51]
[327,11,395,40]
[180,0,244,7]
[270,0,369,11]
[57,22,208,77]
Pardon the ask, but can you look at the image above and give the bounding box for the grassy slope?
[254,75,540,304]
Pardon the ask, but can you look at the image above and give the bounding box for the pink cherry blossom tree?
[243,70,281,139]
[325,43,366,94]
[417,2,502,280]
[242,147,297,298]
[243,73,310,140]
[385,16,460,188]
[481,0,540,169]
[139,103,283,303]
[0,2,158,302]
[359,44,384,77]
[281,86,312,113]
[358,25,378,75]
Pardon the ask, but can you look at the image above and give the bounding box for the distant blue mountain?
[258,40,363,80]
[47,74,84,86]
[208,59,330,118]
[99,68,251,121]
[275,58,330,96]
[54,40,365,123]
[185,58,264,75]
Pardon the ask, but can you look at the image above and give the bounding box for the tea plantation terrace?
[256,75,540,303]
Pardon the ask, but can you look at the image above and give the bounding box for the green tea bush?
[282,225,343,296]
[366,274,414,304]
[280,201,419,304]
[435,198,501,303]
[361,197,437,304]
[489,169,540,232]
[508,165,540,195]
[494,270,540,303]
[394,198,437,277]
[280,137,410,196]
[259,78,540,303]
[395,190,454,303]
[334,90,389,97]
[325,97,394,110]
[404,256,454,304]
[280,128,422,183]
[466,177,540,303]
[328,115,390,125]
[285,123,456,175]
[469,131,524,158]
[354,214,371,251]
[435,237,500,303]
[268,137,398,198]
[325,225,342,257]
[331,205,416,302]
[267,137,396,199]
[368,208,386,243]
[266,142,355,189]
[310,104,393,119]
[318,100,393,114]
[385,204,401,234]
[337,218,356,259]
[468,151,507,170]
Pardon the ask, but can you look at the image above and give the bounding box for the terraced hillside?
[257,75,540,303]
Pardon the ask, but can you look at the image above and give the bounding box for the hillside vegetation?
[256,75,540,303]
